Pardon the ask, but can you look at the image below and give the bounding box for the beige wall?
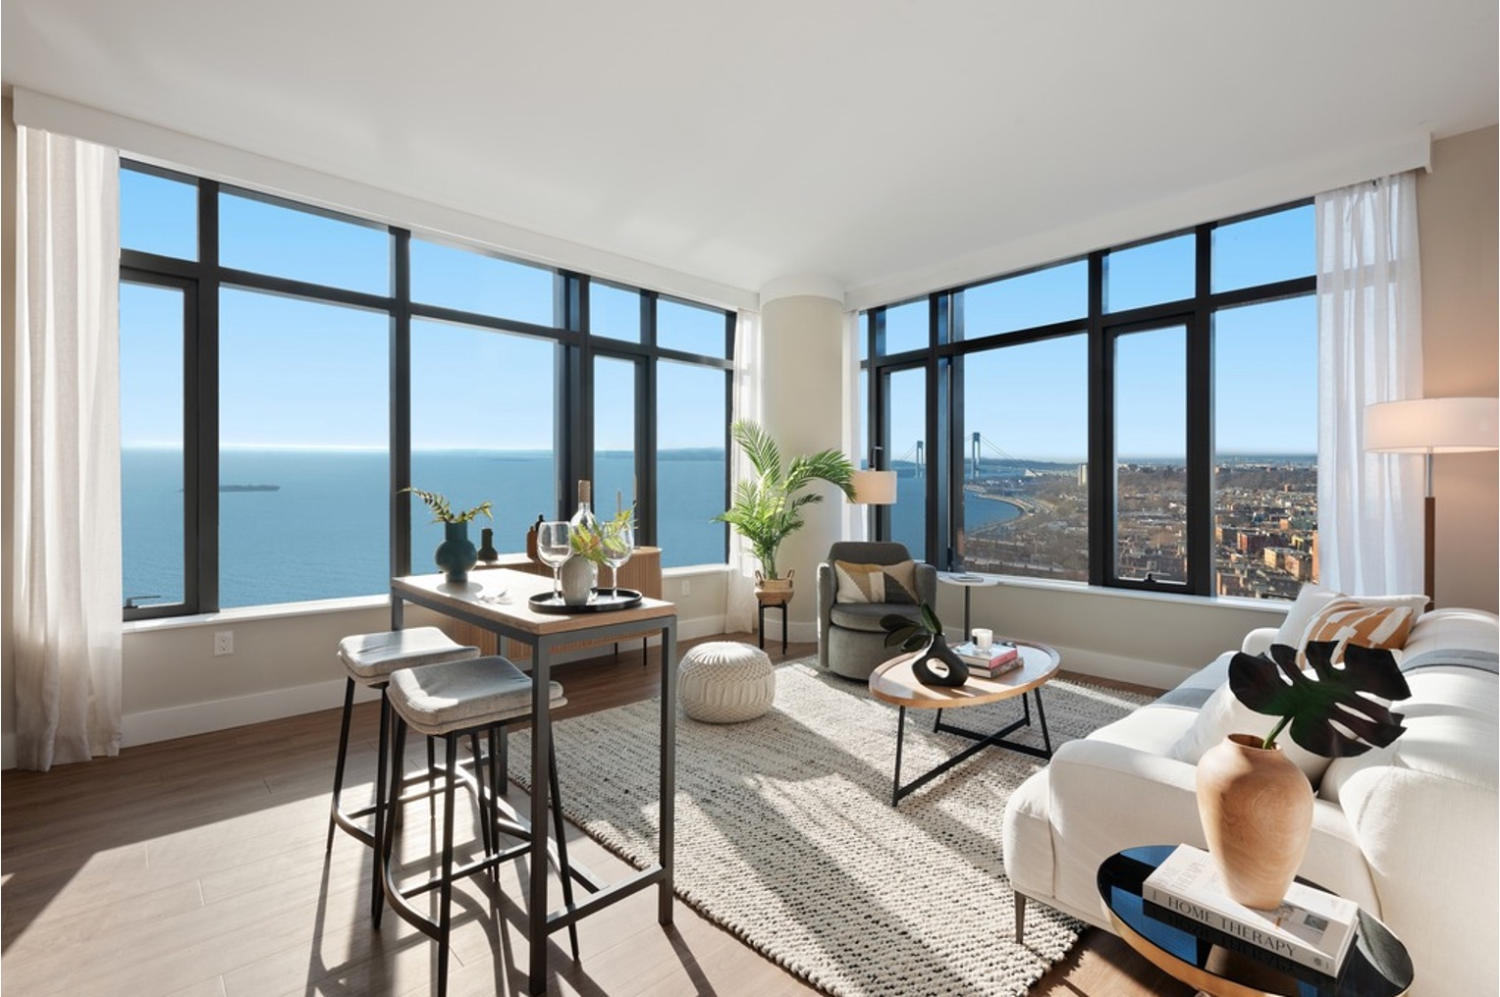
[1417,125,1499,612]
[759,293,848,637]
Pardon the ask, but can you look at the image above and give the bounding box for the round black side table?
[1097,845,1413,997]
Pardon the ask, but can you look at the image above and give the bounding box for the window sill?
[124,593,389,634]
[123,565,734,634]
[951,572,1292,613]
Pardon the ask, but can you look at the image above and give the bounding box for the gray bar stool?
[380,655,579,997]
[328,627,479,921]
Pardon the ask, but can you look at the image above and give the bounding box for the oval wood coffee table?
[869,640,1061,806]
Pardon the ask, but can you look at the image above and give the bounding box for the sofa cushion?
[1275,587,1426,662]
[1273,584,1342,647]
[1168,681,1334,786]
[1301,598,1418,662]
[829,602,904,632]
[833,559,917,604]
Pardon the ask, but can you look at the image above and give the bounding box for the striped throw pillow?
[1301,599,1418,663]
[833,560,918,604]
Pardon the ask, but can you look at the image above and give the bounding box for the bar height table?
[390,569,678,995]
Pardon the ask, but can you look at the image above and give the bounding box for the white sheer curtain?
[1315,172,1424,596]
[11,127,123,770]
[723,309,762,634]
[840,310,871,543]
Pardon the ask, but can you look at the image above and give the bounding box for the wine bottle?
[569,480,599,557]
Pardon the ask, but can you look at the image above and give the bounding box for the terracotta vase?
[1195,733,1313,909]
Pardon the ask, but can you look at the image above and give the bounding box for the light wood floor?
[1,634,1192,997]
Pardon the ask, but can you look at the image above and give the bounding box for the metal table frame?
[391,572,677,995]
[890,689,1053,805]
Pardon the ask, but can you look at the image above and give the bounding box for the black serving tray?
[528,587,643,614]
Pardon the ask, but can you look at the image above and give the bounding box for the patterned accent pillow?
[1300,598,1419,663]
[833,560,918,604]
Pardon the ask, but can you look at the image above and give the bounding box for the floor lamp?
[1364,396,1499,606]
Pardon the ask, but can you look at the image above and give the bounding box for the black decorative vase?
[912,636,969,687]
[477,527,499,563]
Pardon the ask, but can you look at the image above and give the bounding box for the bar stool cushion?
[679,641,776,723]
[388,655,566,736]
[338,627,478,684]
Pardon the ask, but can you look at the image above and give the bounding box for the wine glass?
[536,521,571,600]
[600,519,635,597]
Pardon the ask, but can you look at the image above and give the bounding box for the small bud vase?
[559,556,597,606]
[1195,732,1313,908]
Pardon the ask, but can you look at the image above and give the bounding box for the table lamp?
[1364,396,1499,604]
[850,469,897,505]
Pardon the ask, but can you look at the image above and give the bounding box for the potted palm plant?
[714,420,855,602]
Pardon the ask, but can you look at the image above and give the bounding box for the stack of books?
[1142,844,1359,980]
[950,640,1021,677]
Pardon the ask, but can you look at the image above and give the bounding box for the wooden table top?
[868,639,1061,709]
[392,569,676,637]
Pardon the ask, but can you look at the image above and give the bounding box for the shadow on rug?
[510,657,1149,997]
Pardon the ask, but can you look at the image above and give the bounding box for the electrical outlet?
[681,579,692,597]
[214,630,234,657]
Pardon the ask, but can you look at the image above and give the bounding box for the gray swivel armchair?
[817,541,937,680]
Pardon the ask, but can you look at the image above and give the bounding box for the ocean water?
[122,448,727,610]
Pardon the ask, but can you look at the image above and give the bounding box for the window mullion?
[195,179,221,614]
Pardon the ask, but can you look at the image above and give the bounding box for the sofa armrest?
[817,563,836,670]
[914,562,938,606]
[1241,626,1278,657]
[1035,737,1375,931]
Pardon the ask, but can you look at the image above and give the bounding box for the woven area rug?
[510,657,1149,997]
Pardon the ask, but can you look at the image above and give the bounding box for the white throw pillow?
[1168,681,1333,787]
[1273,584,1341,648]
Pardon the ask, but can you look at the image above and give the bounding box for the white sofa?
[1001,607,1499,996]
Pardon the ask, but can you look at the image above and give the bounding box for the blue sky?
[872,205,1317,461]
[121,168,1314,459]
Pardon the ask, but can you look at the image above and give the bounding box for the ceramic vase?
[559,556,597,606]
[477,527,499,563]
[1195,732,1313,908]
[435,521,478,584]
[911,635,969,687]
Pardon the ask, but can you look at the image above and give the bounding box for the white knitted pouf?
[679,641,776,723]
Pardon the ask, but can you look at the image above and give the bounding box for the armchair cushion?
[830,602,905,632]
[833,559,918,604]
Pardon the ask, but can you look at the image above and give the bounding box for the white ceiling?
[4,0,1496,304]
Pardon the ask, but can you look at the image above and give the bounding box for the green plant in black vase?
[880,602,968,687]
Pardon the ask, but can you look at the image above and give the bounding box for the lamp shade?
[1365,397,1500,454]
[850,469,897,505]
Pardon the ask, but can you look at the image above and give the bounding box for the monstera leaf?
[880,602,944,652]
[1228,640,1412,758]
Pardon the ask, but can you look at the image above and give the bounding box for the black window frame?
[120,161,734,621]
[861,200,1316,599]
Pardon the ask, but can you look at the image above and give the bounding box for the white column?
[758,276,849,639]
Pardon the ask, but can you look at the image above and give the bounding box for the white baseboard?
[1055,645,1197,692]
[1,612,738,767]
[122,678,378,749]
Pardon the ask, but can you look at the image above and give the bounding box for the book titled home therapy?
[1142,844,1358,978]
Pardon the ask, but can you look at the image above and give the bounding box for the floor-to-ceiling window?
[119,161,733,620]
[859,201,1317,600]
